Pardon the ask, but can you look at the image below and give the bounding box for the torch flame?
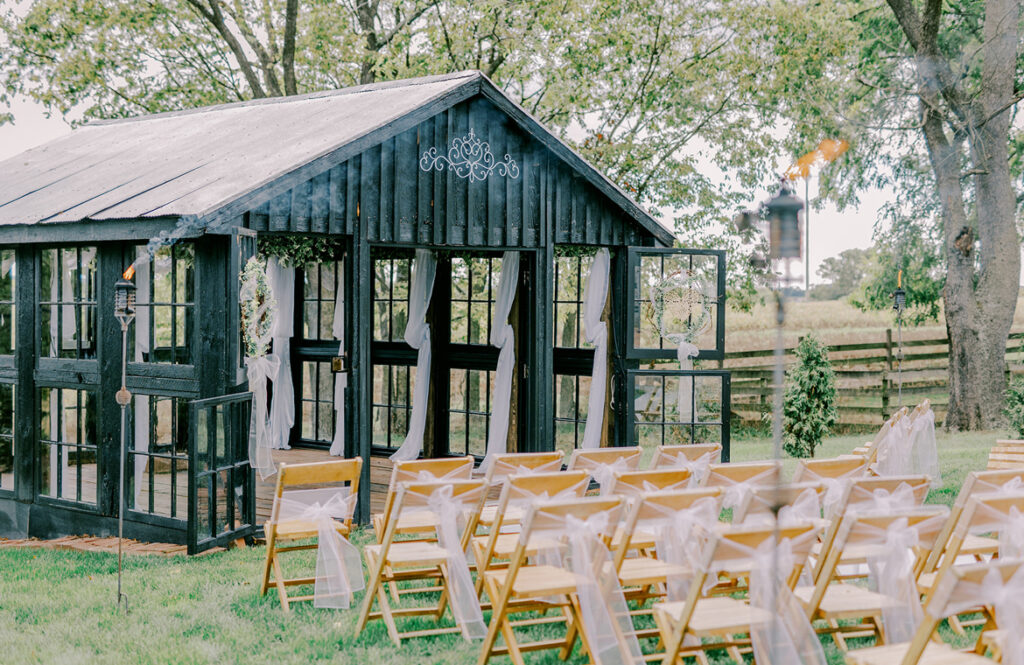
[123,265,136,280]
[785,138,850,180]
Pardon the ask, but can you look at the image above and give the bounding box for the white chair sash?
[798,462,866,519]
[488,457,564,487]
[275,487,363,609]
[246,353,279,479]
[908,408,940,486]
[936,566,1024,665]
[874,417,913,476]
[529,508,644,665]
[587,458,634,496]
[648,497,720,602]
[849,482,919,514]
[661,451,715,488]
[708,465,779,512]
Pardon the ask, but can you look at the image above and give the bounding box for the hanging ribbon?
[649,497,720,603]
[391,250,437,462]
[424,486,487,640]
[559,512,645,665]
[866,518,925,643]
[874,416,912,476]
[484,252,519,466]
[329,264,347,456]
[246,354,279,480]
[581,249,610,450]
[276,488,363,608]
[267,258,296,450]
[674,342,699,423]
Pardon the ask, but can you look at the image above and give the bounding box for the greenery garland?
[257,235,345,267]
[554,244,602,258]
[239,256,275,358]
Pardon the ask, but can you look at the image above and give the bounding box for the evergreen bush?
[1005,376,1024,438]
[782,335,838,458]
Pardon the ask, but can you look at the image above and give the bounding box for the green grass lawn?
[1,429,1011,665]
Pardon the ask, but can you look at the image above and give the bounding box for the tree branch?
[281,0,299,95]
[184,0,266,98]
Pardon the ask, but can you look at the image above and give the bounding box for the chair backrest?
[613,488,721,567]
[379,478,488,547]
[383,456,474,515]
[732,482,825,525]
[792,456,868,483]
[705,461,781,488]
[907,559,1024,664]
[649,443,722,469]
[270,458,363,526]
[807,506,949,611]
[921,468,1024,573]
[567,447,642,473]
[928,492,1024,587]
[484,451,564,485]
[502,470,591,507]
[517,496,626,556]
[988,439,1024,470]
[608,469,692,498]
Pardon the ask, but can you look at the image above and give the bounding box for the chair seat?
[810,541,887,566]
[844,641,991,664]
[794,583,895,620]
[654,596,772,636]
[486,564,582,597]
[266,518,349,540]
[479,503,526,527]
[475,533,566,559]
[371,510,440,538]
[611,526,656,551]
[618,557,691,587]
[366,541,449,567]
[958,534,999,556]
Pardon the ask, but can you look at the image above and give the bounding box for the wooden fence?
[724,330,1024,429]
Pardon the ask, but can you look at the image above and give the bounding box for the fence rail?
[724,330,1024,428]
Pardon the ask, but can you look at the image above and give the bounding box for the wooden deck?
[256,448,393,524]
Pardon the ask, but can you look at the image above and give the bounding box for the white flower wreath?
[646,268,713,346]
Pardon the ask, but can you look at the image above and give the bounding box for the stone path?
[0,535,225,556]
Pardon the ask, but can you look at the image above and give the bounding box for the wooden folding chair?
[607,468,693,498]
[845,559,1020,665]
[653,521,821,664]
[566,447,643,493]
[795,506,950,651]
[649,443,722,476]
[371,455,474,541]
[793,456,869,483]
[987,439,1024,470]
[357,479,488,645]
[704,461,781,513]
[477,496,627,665]
[470,471,590,596]
[732,482,827,526]
[479,451,564,528]
[260,457,362,611]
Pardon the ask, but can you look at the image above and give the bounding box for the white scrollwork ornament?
[420,128,520,182]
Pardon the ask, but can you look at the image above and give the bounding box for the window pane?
[128,395,189,519]
[0,384,13,491]
[129,244,194,364]
[371,363,413,450]
[0,250,15,355]
[38,387,98,506]
[40,248,97,360]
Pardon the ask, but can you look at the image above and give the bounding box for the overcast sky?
[0,96,1010,288]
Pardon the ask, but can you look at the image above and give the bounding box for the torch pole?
[116,322,130,614]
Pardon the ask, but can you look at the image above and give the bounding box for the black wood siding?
[244,97,647,247]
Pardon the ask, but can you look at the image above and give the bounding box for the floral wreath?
[646,268,713,345]
[240,256,276,358]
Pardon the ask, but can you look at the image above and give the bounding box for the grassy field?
[0,430,1011,665]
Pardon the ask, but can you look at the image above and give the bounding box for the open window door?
[625,248,730,460]
[187,392,255,554]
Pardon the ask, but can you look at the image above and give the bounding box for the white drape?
[132,259,150,504]
[267,258,295,450]
[483,252,519,465]
[391,250,437,462]
[580,249,610,450]
[329,265,347,457]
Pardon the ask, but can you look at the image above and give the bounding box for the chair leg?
[558,600,579,661]
[260,529,276,596]
[828,618,849,651]
[478,576,511,665]
[272,556,290,611]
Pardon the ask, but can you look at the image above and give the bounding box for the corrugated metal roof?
[0,72,477,226]
[0,70,674,245]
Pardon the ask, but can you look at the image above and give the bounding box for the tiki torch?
[114,266,136,614]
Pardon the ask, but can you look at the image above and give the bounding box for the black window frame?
[552,253,598,452]
[128,243,196,365]
[37,386,99,507]
[38,246,98,360]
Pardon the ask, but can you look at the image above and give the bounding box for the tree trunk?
[890,0,1021,430]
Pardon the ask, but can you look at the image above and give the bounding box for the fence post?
[881,374,890,421]
[885,329,893,371]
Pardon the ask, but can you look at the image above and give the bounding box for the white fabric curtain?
[133,258,150,504]
[329,264,347,456]
[483,252,519,465]
[580,249,610,449]
[267,258,296,450]
[390,250,437,462]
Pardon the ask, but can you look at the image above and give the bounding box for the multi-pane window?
[301,361,336,444]
[129,244,195,364]
[0,250,15,355]
[303,261,341,341]
[38,388,98,505]
[450,256,502,345]
[0,383,13,492]
[632,372,725,448]
[40,247,97,359]
[552,254,599,452]
[632,251,720,354]
[372,258,410,342]
[372,364,414,449]
[128,395,189,519]
[449,368,493,457]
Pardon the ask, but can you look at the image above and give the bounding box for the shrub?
[782,335,837,458]
[1006,376,1024,438]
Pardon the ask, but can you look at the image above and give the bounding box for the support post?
[348,237,373,523]
[13,249,35,504]
[96,243,124,518]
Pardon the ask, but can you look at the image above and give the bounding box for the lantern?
[765,181,804,260]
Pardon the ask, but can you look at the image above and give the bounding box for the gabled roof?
[0,71,674,245]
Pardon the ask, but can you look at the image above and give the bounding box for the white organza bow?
[276,488,363,609]
[710,466,778,512]
[557,512,644,665]
[662,451,715,488]
[738,487,821,528]
[425,485,486,640]
[587,458,634,496]
[850,482,918,515]
[867,518,922,643]
[650,497,720,602]
[246,353,280,479]
[488,457,564,487]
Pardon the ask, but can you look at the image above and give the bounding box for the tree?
[782,335,837,459]
[810,247,873,300]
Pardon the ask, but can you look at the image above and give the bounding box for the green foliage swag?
[257,235,345,267]
[783,335,838,459]
[1005,377,1024,438]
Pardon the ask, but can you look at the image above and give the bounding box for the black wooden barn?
[0,71,728,552]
